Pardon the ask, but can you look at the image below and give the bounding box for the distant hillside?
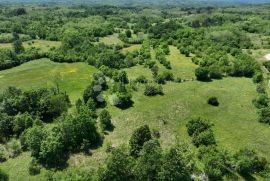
[2,0,270,6]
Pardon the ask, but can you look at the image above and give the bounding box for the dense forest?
[0,1,270,181]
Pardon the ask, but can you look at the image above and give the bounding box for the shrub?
[253,94,268,109]
[208,97,219,106]
[6,139,21,158]
[28,159,42,175]
[99,110,113,131]
[98,147,134,181]
[259,107,270,124]
[0,145,8,162]
[12,112,34,137]
[135,75,148,84]
[144,84,163,96]
[253,72,263,83]
[195,67,209,81]
[234,149,267,175]
[159,148,191,181]
[0,169,8,181]
[129,125,152,157]
[186,118,212,136]
[135,140,162,181]
[192,129,216,147]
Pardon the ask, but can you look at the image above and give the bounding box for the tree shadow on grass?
[241,173,256,181]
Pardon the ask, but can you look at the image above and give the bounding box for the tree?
[60,108,100,151]
[259,107,270,124]
[126,30,132,38]
[208,97,219,106]
[39,126,66,167]
[129,125,152,157]
[0,113,13,142]
[234,148,267,175]
[195,67,209,81]
[12,112,34,137]
[135,140,162,181]
[0,169,8,181]
[158,148,191,181]
[99,110,113,131]
[98,147,134,181]
[192,129,216,147]
[144,84,163,96]
[113,71,129,84]
[186,118,212,136]
[13,39,24,53]
[25,126,45,157]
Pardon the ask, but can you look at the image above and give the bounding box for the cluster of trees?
[0,86,71,169]
[98,125,193,181]
[186,118,268,179]
[22,107,100,167]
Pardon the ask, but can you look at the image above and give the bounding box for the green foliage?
[144,84,163,96]
[99,110,113,131]
[259,107,270,124]
[135,75,148,84]
[198,146,230,180]
[234,148,267,175]
[39,126,65,167]
[253,94,269,109]
[28,158,42,175]
[253,71,263,83]
[98,147,135,181]
[6,139,21,158]
[159,148,191,181]
[12,112,34,137]
[208,97,219,106]
[129,125,152,157]
[186,117,212,136]
[195,67,209,81]
[13,39,24,53]
[0,169,9,181]
[135,139,162,181]
[186,118,215,147]
[24,126,45,157]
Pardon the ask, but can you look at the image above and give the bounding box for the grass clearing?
[0,58,97,104]
[0,40,61,53]
[167,46,198,79]
[99,34,123,45]
[121,44,141,54]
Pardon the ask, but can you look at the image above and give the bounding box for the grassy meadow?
[0,58,97,104]
[1,35,270,181]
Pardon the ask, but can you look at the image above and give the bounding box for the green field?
[0,40,61,53]
[0,58,97,104]
[99,34,123,45]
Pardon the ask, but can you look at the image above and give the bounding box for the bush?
[0,169,8,181]
[195,67,209,81]
[192,129,216,147]
[186,118,212,136]
[234,149,267,175]
[253,94,268,109]
[259,107,270,124]
[253,72,263,83]
[12,112,34,137]
[135,75,148,84]
[0,145,8,162]
[208,97,219,106]
[144,84,163,96]
[99,110,113,131]
[28,159,42,175]
[6,139,21,158]
[129,125,152,157]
